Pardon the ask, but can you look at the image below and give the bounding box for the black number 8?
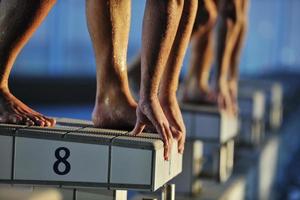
[53,147,71,175]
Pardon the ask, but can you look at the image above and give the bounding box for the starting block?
[172,140,203,195]
[238,88,266,146]
[173,104,238,195]
[240,80,283,131]
[0,118,182,199]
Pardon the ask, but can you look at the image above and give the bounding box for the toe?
[43,116,56,127]
[46,117,56,127]
[27,114,45,126]
[0,115,6,123]
[21,117,34,126]
[7,114,24,124]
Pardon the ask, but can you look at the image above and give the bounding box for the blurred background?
[11,0,300,77]
[5,0,300,199]
[9,0,300,106]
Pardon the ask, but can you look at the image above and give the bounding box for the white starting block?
[172,140,203,195]
[173,104,238,196]
[238,89,266,146]
[240,80,283,131]
[181,104,238,142]
[0,118,182,200]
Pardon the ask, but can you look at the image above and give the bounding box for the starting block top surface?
[181,104,238,143]
[0,118,182,191]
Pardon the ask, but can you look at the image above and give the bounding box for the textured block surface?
[0,118,182,191]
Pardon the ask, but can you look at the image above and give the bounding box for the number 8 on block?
[53,147,71,175]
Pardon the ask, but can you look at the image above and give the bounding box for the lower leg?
[216,0,242,112]
[132,0,184,160]
[182,0,218,104]
[158,0,198,153]
[86,0,137,129]
[228,0,248,105]
[0,0,56,126]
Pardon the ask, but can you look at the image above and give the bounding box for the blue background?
[11,0,300,78]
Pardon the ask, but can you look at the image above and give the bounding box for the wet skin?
[131,0,198,160]
[0,0,56,126]
[0,0,197,159]
[129,0,249,115]
[86,0,197,159]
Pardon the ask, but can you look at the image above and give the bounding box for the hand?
[131,97,173,160]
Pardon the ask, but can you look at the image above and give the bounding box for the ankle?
[96,86,135,106]
[0,84,9,93]
[199,81,210,93]
[218,75,227,86]
[228,78,237,86]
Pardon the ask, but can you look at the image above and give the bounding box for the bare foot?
[181,78,218,105]
[0,88,55,126]
[92,90,137,130]
[131,97,173,160]
[159,94,186,154]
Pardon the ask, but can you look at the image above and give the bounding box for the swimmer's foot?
[159,94,186,154]
[92,87,137,130]
[0,88,55,126]
[181,79,218,105]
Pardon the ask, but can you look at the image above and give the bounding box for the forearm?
[160,0,198,97]
[140,0,184,100]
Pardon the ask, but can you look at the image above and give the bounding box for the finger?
[178,132,186,154]
[170,126,181,140]
[131,121,145,136]
[163,141,170,161]
[163,123,173,160]
[170,126,185,154]
[156,124,169,160]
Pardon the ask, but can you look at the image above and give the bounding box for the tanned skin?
[86,0,137,130]
[182,0,218,105]
[0,0,197,159]
[131,0,198,160]
[216,0,248,113]
[86,0,197,159]
[0,0,56,126]
[159,0,198,154]
[129,0,249,115]
[227,0,249,112]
